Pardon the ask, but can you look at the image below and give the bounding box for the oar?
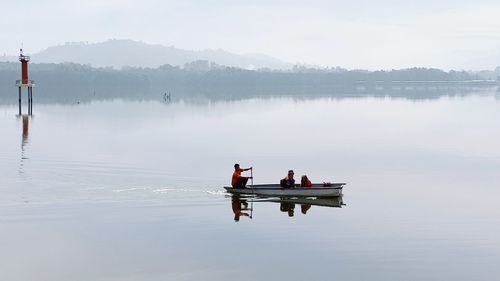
[250,167,254,219]
[250,167,253,188]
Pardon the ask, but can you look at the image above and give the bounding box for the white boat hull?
[224,183,344,197]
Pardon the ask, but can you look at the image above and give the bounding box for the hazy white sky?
[2,0,500,70]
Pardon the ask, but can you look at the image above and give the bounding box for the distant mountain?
[20,39,292,70]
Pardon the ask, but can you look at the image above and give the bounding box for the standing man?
[232,163,253,188]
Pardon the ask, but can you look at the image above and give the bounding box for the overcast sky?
[2,0,500,70]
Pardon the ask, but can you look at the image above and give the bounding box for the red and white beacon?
[16,48,35,115]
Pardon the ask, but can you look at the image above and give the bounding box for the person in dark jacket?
[280,170,295,188]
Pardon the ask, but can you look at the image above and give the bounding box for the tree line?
[0,61,493,103]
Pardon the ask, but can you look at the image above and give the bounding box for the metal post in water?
[28,87,33,115]
[27,87,30,115]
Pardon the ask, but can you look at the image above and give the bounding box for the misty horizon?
[2,0,500,71]
[2,39,500,73]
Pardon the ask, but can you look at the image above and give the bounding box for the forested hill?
[4,40,292,70]
[0,61,495,103]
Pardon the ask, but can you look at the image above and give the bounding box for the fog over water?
[1,90,499,280]
[3,0,500,69]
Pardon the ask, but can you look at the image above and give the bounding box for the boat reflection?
[230,195,344,221]
[275,196,344,217]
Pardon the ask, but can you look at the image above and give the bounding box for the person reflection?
[280,201,295,217]
[301,204,312,215]
[232,195,250,222]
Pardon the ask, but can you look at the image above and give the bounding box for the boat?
[223,183,345,197]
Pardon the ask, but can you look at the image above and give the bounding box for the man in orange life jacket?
[231,163,253,188]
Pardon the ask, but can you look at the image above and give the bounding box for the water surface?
[1,93,500,281]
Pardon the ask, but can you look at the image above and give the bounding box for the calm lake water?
[1,92,500,281]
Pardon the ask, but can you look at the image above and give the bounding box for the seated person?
[231,163,252,188]
[280,170,295,188]
[301,175,312,187]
